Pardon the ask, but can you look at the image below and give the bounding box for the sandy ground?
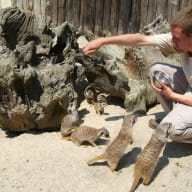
[0,99,192,192]
[0,1,191,192]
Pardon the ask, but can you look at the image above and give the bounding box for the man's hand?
[151,81,175,99]
[83,38,104,55]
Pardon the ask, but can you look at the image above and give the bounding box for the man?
[83,6,192,143]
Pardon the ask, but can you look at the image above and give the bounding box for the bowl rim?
[153,70,172,88]
[153,71,172,82]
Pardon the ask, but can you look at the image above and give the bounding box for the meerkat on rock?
[83,84,97,105]
[129,122,171,192]
[84,84,108,115]
[64,125,110,147]
[87,114,136,172]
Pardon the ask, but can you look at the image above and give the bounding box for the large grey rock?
[0,7,169,132]
[0,7,79,131]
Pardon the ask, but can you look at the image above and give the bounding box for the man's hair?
[171,6,192,36]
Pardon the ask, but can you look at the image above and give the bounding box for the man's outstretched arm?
[83,34,157,55]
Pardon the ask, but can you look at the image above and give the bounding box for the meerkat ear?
[105,132,110,138]
[98,130,106,137]
[102,132,109,137]
[101,102,107,107]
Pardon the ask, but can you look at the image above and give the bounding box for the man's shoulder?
[152,33,177,56]
[153,33,172,42]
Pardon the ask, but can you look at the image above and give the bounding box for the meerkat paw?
[110,168,120,174]
[143,176,151,185]
[89,141,97,147]
[109,165,117,173]
[113,170,121,175]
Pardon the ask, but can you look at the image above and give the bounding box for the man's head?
[170,6,192,52]
[171,6,192,36]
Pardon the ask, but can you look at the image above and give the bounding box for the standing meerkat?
[60,99,80,138]
[93,101,107,115]
[93,93,108,115]
[64,126,110,147]
[83,84,97,105]
[87,114,136,172]
[129,122,171,192]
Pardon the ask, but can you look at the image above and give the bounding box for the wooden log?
[65,0,73,23]
[11,0,192,35]
[94,0,104,35]
[72,0,80,28]
[11,0,17,7]
[57,0,65,25]
[40,0,46,15]
[102,0,111,35]
[128,0,141,33]
[50,0,58,26]
[33,0,41,15]
[110,0,120,34]
[80,0,87,31]
[167,0,180,22]
[118,0,132,34]
[89,0,96,33]
[23,0,27,10]
[17,0,23,10]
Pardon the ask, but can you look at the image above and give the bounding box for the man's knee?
[169,129,192,143]
[161,118,185,141]
[169,125,186,141]
[150,62,164,76]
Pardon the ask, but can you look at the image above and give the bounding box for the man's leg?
[161,93,192,143]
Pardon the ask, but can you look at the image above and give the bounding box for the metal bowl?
[152,71,172,88]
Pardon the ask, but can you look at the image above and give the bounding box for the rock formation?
[0,7,159,132]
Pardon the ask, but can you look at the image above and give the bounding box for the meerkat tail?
[129,174,141,192]
[87,154,106,165]
[62,136,72,141]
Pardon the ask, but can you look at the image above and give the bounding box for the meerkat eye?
[101,103,107,107]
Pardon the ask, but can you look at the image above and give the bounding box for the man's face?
[171,26,192,52]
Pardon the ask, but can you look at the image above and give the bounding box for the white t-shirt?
[153,33,192,87]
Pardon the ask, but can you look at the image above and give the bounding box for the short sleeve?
[153,33,177,57]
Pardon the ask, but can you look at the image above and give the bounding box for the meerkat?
[129,122,171,192]
[87,114,136,172]
[60,99,80,138]
[93,101,107,115]
[96,93,108,103]
[94,93,108,115]
[64,126,110,147]
[83,84,97,105]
